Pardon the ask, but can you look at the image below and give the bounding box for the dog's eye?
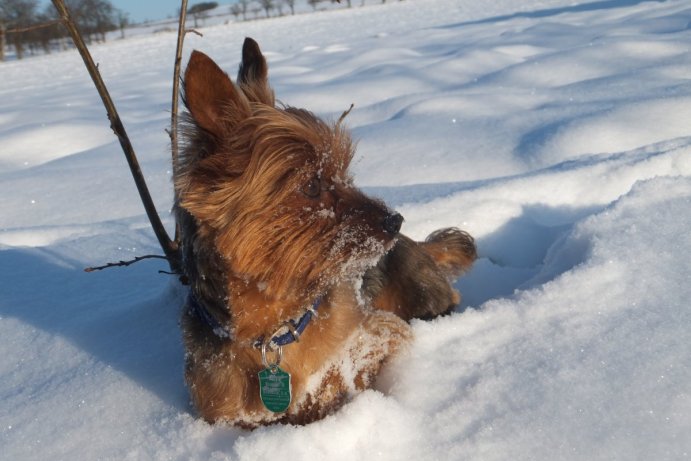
[303,177,321,198]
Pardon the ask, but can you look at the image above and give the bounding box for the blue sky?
[40,1,190,23]
[105,0,182,22]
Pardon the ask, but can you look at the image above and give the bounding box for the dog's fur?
[175,37,476,428]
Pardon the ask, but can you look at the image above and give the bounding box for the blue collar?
[262,297,321,348]
[188,290,321,347]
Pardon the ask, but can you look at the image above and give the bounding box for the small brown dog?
[175,37,476,428]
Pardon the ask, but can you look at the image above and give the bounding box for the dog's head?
[177,38,403,298]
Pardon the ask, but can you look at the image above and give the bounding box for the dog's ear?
[184,50,249,138]
[237,37,275,106]
[238,37,267,85]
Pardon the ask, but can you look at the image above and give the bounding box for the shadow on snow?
[439,0,667,29]
[0,246,189,413]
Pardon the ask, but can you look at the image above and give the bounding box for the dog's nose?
[383,212,404,234]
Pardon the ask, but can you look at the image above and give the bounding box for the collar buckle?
[257,297,322,350]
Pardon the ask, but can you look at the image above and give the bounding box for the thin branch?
[170,0,193,247]
[84,255,169,272]
[170,0,190,180]
[6,19,62,34]
[169,0,189,247]
[185,28,203,37]
[337,103,355,125]
[51,0,181,274]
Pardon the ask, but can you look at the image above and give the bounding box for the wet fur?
[176,38,476,427]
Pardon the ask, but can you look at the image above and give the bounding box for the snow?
[2,0,691,459]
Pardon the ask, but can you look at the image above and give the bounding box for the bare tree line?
[182,0,342,25]
[228,0,352,21]
[1,0,401,61]
[182,0,392,29]
[0,0,127,60]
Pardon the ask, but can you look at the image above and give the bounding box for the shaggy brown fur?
[176,37,476,428]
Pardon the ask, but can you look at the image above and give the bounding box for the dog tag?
[258,366,291,413]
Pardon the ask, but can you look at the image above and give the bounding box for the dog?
[175,37,476,428]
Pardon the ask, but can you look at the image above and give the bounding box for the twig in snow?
[84,255,169,272]
[170,0,191,247]
[50,0,181,274]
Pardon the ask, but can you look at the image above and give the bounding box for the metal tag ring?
[261,341,283,369]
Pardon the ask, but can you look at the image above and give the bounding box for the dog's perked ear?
[238,37,267,85]
[237,37,275,106]
[183,50,249,138]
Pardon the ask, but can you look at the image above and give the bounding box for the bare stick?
[170,0,190,180]
[84,255,169,272]
[51,0,181,273]
[185,29,203,37]
[170,0,191,246]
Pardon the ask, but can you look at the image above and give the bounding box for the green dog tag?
[258,366,292,413]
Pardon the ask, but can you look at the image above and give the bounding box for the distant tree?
[27,6,61,54]
[117,9,128,39]
[307,0,321,11]
[0,0,38,59]
[259,0,273,18]
[283,0,295,15]
[188,1,218,15]
[230,4,242,20]
[238,0,250,20]
[188,1,217,27]
[92,0,115,41]
[64,0,117,43]
[0,21,6,61]
[250,3,261,19]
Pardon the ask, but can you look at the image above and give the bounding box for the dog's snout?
[383,212,404,234]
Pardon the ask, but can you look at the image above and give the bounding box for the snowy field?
[2,0,691,459]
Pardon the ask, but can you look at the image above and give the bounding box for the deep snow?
[1,0,690,459]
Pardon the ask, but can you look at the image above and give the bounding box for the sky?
[40,0,193,23]
[111,0,183,22]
